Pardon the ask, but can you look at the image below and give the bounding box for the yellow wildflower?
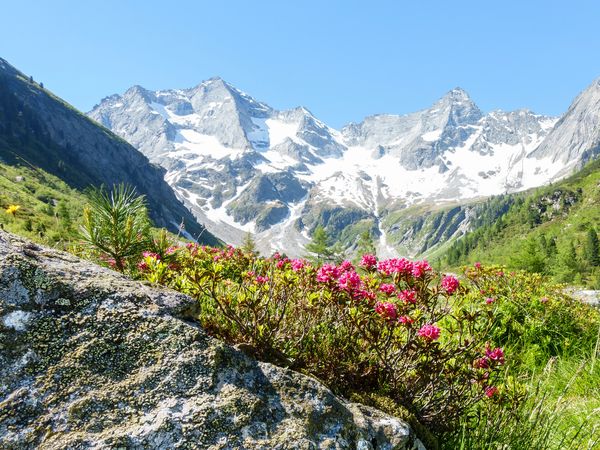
[5,205,20,215]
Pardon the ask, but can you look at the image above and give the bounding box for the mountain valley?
[89,77,600,257]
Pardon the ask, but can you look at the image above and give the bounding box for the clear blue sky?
[2,0,599,127]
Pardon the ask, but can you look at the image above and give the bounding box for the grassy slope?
[0,161,190,253]
[440,158,600,286]
[0,162,87,248]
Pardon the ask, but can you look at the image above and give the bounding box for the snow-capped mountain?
[530,78,600,170]
[88,77,599,257]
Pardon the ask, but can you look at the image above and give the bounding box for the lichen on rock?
[0,230,424,449]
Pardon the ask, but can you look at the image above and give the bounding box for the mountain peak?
[565,76,600,113]
[202,76,229,88]
[580,76,600,98]
[439,87,475,105]
[124,84,151,99]
[449,86,470,97]
[196,76,248,95]
[431,86,482,126]
[529,75,600,165]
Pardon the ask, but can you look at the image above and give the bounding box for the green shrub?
[130,240,600,442]
[463,263,599,368]
[79,184,150,271]
[136,247,512,433]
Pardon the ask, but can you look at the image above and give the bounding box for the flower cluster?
[377,257,416,276]
[418,324,441,341]
[135,244,509,433]
[375,301,398,321]
[398,289,417,304]
[338,270,362,292]
[359,254,377,270]
[441,275,460,294]
[291,258,307,272]
[379,283,396,295]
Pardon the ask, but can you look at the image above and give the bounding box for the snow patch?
[265,118,299,147]
[421,129,442,142]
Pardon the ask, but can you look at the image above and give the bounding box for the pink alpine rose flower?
[339,260,355,273]
[379,283,396,295]
[484,386,498,398]
[316,264,340,283]
[355,289,376,302]
[398,315,414,325]
[360,254,377,270]
[142,251,160,260]
[377,258,414,276]
[418,324,441,341]
[255,275,269,284]
[473,357,490,369]
[375,301,398,320]
[397,289,417,304]
[338,271,362,292]
[485,346,505,365]
[290,258,307,272]
[441,275,460,294]
[412,260,432,278]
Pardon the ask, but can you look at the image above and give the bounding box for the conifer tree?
[584,228,599,267]
[356,230,377,257]
[57,201,71,229]
[79,184,150,272]
[241,231,258,256]
[305,225,333,263]
[545,236,558,258]
[555,241,579,283]
[512,236,545,273]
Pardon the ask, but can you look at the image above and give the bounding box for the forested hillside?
[442,158,600,287]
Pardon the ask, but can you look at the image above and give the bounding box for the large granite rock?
[0,231,424,450]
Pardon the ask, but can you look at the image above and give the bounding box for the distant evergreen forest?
[441,158,600,288]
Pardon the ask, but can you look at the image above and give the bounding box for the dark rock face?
[0,231,424,449]
[227,172,307,227]
[529,189,582,221]
[300,204,374,236]
[254,203,290,232]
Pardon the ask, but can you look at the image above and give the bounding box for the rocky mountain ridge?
[0,57,219,246]
[89,76,600,257]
